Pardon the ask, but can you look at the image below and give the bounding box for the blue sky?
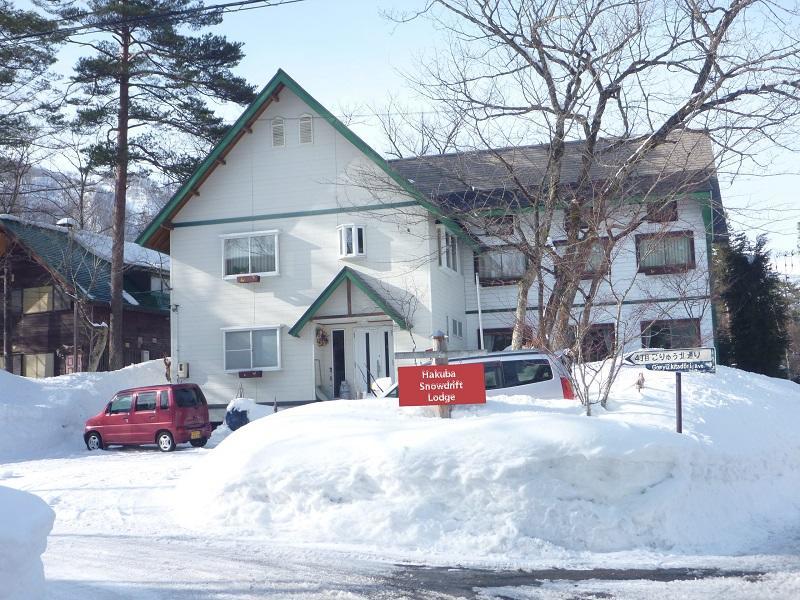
[27,0,800,255]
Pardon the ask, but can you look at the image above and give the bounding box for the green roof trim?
[136,69,476,250]
[288,266,410,337]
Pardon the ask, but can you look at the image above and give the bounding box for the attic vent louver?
[272,117,285,147]
[299,114,313,145]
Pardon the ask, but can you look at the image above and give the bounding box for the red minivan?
[84,384,213,452]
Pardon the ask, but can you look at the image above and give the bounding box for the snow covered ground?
[0,485,54,599]
[1,361,800,598]
[175,365,800,561]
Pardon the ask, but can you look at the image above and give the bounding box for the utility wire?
[2,0,304,43]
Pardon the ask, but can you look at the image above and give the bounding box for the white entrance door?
[353,326,394,398]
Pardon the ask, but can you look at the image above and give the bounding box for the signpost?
[395,331,487,417]
[398,363,486,408]
[624,347,716,433]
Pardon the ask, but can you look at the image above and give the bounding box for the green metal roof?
[135,69,475,252]
[0,216,167,310]
[288,266,410,337]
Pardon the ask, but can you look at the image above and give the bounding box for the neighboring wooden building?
[136,70,725,416]
[0,215,170,377]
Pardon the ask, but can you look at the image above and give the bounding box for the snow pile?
[0,486,54,600]
[0,361,168,461]
[173,366,800,559]
[226,397,276,423]
[207,398,276,447]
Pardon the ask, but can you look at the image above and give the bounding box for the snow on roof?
[0,214,169,271]
[73,229,170,271]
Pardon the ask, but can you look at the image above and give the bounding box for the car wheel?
[85,432,103,451]
[189,437,208,448]
[157,431,175,452]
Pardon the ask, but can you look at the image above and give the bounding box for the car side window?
[109,394,132,414]
[502,359,553,388]
[135,391,157,411]
[483,362,503,390]
[159,390,169,410]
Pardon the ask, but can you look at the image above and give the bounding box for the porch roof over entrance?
[288,267,410,337]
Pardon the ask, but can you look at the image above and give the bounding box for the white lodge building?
[138,70,726,414]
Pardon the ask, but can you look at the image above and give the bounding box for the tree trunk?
[511,265,537,349]
[2,260,11,372]
[88,324,109,372]
[109,22,131,371]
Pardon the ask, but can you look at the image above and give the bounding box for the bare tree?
[383,0,800,354]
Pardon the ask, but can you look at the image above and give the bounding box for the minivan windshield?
[174,387,204,408]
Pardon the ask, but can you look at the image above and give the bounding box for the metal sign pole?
[676,371,682,434]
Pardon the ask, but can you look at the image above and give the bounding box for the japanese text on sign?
[625,347,716,373]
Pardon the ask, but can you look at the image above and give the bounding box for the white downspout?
[476,273,485,350]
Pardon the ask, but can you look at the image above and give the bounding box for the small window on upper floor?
[299,114,313,145]
[338,224,365,258]
[437,225,459,273]
[22,286,52,314]
[646,199,678,223]
[272,117,285,147]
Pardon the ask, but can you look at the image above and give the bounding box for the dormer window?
[272,117,285,147]
[338,224,365,258]
[299,114,313,145]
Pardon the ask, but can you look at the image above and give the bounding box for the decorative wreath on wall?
[315,327,329,347]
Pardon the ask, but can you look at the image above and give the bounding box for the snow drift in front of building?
[173,365,800,560]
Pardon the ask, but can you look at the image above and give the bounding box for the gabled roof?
[388,131,716,199]
[136,69,473,253]
[0,215,169,308]
[288,267,410,337]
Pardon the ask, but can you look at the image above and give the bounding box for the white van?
[381,349,575,400]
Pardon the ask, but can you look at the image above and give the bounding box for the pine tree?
[0,2,59,372]
[719,232,789,377]
[36,0,256,369]
[0,1,58,143]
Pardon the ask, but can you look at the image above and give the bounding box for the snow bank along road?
[2,445,799,599]
[3,361,800,598]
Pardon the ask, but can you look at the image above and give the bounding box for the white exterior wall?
[427,222,469,351]
[463,196,714,350]
[169,88,435,410]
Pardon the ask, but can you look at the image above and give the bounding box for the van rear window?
[174,388,205,408]
[502,359,552,387]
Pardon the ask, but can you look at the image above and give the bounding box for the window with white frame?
[222,231,278,277]
[299,114,313,145]
[449,318,463,338]
[224,327,280,371]
[338,224,365,258]
[272,117,285,147]
[437,226,459,272]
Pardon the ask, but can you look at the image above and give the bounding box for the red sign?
[398,364,486,406]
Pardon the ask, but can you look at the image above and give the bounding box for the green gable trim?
[136,69,476,250]
[172,201,419,229]
[288,266,410,337]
